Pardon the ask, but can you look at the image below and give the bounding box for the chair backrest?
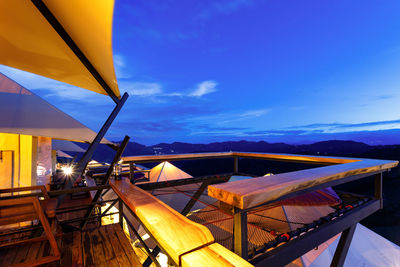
[0,196,41,226]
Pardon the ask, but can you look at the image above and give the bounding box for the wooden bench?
[0,186,60,266]
[111,178,252,267]
[208,157,398,210]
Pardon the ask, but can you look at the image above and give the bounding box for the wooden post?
[330,224,357,267]
[234,209,248,260]
[374,173,383,208]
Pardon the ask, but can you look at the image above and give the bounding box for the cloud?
[238,109,269,119]
[376,94,395,100]
[198,0,253,19]
[189,80,217,97]
[122,82,163,96]
[288,119,400,133]
[120,80,218,99]
[113,54,131,79]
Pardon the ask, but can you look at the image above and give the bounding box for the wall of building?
[0,133,53,188]
[0,133,35,188]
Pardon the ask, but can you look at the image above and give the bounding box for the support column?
[234,209,248,260]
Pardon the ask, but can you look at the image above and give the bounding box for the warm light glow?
[61,165,74,176]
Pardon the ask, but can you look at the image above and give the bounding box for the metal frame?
[121,152,392,266]
[234,168,385,266]
[250,199,380,266]
[122,211,161,267]
[80,136,130,229]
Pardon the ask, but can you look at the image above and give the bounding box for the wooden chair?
[0,186,60,266]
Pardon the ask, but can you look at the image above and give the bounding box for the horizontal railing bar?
[48,185,110,196]
[55,198,118,212]
[136,173,232,190]
[0,225,43,237]
[0,192,43,200]
[58,211,119,224]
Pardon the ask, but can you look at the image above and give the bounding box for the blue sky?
[2,0,400,145]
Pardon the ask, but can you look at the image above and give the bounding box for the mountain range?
[74,139,400,163]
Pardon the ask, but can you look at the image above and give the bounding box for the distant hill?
[147,140,373,157]
[70,139,400,164]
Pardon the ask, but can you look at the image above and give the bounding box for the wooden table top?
[208,157,398,210]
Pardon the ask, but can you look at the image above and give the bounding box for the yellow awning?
[0,0,119,98]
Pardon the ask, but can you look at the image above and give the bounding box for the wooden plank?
[105,224,134,267]
[97,226,119,267]
[112,224,142,266]
[1,247,18,266]
[25,241,42,262]
[111,179,215,265]
[208,158,398,209]
[88,228,107,266]
[71,230,83,266]
[11,243,30,265]
[37,238,49,260]
[82,231,95,266]
[181,243,253,267]
[60,232,73,267]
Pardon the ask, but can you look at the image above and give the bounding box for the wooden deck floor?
[0,224,141,267]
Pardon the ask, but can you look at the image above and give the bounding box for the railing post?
[119,198,123,228]
[233,208,248,260]
[129,162,134,182]
[374,173,383,208]
[234,156,239,173]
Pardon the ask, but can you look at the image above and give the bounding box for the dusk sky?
[2,0,400,145]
